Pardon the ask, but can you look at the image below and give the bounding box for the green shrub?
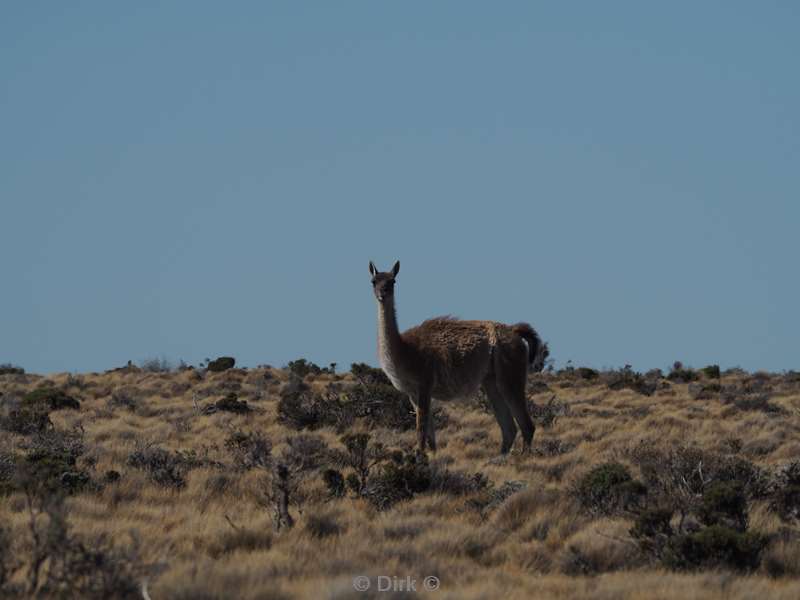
[573,462,647,515]
[286,358,334,378]
[224,430,272,471]
[22,388,80,411]
[1,405,52,435]
[13,428,91,496]
[702,364,721,379]
[322,468,345,498]
[364,451,432,510]
[350,362,391,386]
[699,482,748,531]
[630,508,674,540]
[127,444,190,489]
[667,362,699,383]
[0,364,24,375]
[576,367,599,380]
[663,525,767,572]
[605,366,656,396]
[207,356,236,372]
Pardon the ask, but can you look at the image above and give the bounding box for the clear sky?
[2,3,798,374]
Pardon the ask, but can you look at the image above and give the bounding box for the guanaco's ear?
[369,261,377,277]
[391,260,400,277]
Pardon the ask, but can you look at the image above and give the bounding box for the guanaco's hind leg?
[494,343,535,452]
[483,377,518,454]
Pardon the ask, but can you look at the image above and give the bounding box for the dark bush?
[630,508,674,540]
[322,469,345,498]
[350,362,391,386]
[278,380,444,432]
[364,451,432,510]
[770,461,800,520]
[204,392,251,414]
[699,482,748,531]
[573,462,647,515]
[575,367,599,380]
[629,442,770,508]
[23,387,80,411]
[280,434,332,473]
[605,366,656,396]
[720,385,782,414]
[0,364,24,375]
[286,358,333,378]
[333,433,389,495]
[11,428,91,496]
[224,430,272,471]
[104,470,121,483]
[344,383,419,430]
[127,444,189,489]
[276,383,327,430]
[702,365,721,379]
[207,356,236,372]
[667,362,699,383]
[663,525,767,572]
[429,465,489,496]
[1,405,53,435]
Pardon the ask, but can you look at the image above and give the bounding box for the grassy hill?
[2,362,800,599]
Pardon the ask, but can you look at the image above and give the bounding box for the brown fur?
[369,261,544,454]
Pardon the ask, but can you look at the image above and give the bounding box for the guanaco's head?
[369,260,399,304]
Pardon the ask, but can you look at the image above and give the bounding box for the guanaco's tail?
[512,322,548,372]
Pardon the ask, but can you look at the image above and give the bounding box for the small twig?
[224,514,242,531]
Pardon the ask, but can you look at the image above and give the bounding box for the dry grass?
[1,366,800,598]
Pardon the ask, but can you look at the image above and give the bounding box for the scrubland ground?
[2,362,800,599]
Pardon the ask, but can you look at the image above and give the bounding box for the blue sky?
[2,3,798,374]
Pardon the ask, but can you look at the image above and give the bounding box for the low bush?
[14,428,92,496]
[364,450,432,510]
[278,381,445,432]
[663,525,767,572]
[604,366,656,396]
[698,482,748,531]
[203,393,251,415]
[573,462,647,515]
[721,385,783,414]
[1,405,52,435]
[0,364,24,375]
[127,444,192,489]
[286,358,333,378]
[22,387,80,411]
[350,362,391,386]
[667,362,699,383]
[207,356,236,372]
[224,430,272,471]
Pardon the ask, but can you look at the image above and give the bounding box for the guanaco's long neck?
[377,296,405,364]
